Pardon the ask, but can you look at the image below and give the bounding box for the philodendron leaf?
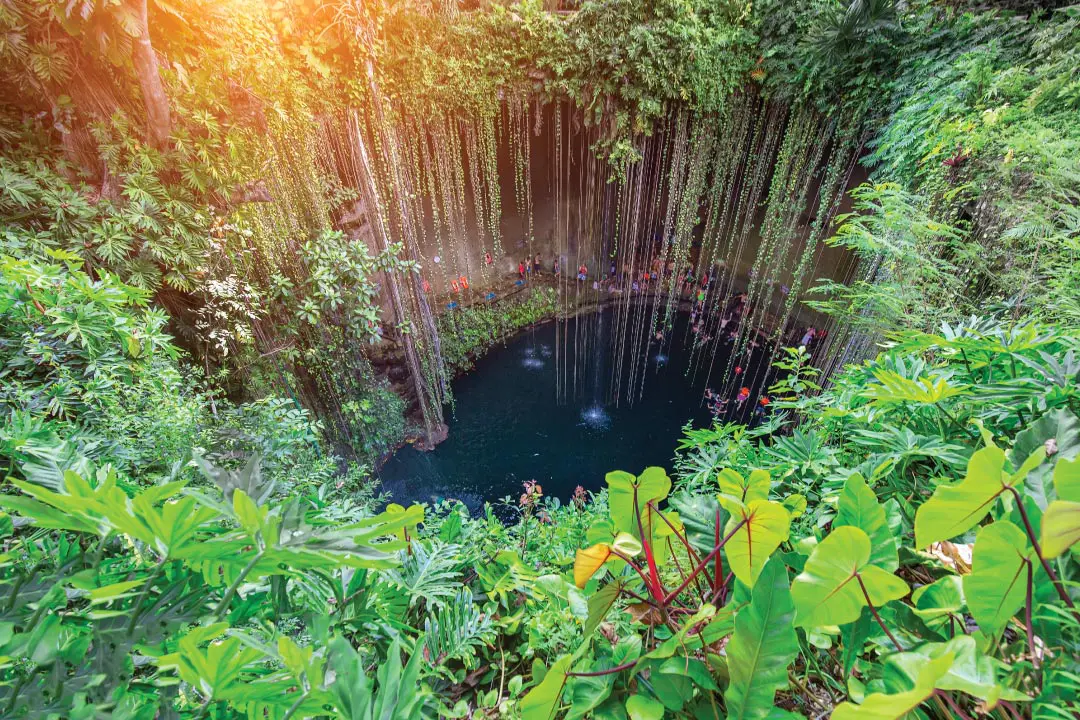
[718,468,771,504]
[1009,408,1080,509]
[584,581,623,637]
[835,473,897,571]
[668,491,726,558]
[521,655,572,720]
[625,694,664,720]
[910,575,965,628]
[565,673,613,720]
[1041,500,1080,559]
[915,432,1045,548]
[607,468,670,534]
[792,526,909,628]
[962,522,1033,635]
[574,543,613,589]
[1040,456,1080,558]
[723,499,791,588]
[831,653,955,720]
[781,494,807,518]
[725,558,798,720]
[885,636,1031,705]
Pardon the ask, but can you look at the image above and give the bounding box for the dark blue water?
[377,308,774,510]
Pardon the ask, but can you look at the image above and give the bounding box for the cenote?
[377,306,776,511]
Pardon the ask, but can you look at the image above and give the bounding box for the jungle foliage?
[3,315,1080,718]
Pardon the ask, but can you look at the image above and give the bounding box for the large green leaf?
[962,522,1033,635]
[717,469,770,504]
[725,558,798,720]
[885,636,1031,704]
[792,526,909,628]
[668,491,727,558]
[831,653,954,720]
[1040,456,1080,558]
[584,581,623,637]
[565,673,614,720]
[521,655,572,720]
[723,499,790,588]
[910,575,965,629]
[835,473,897,571]
[625,694,664,720]
[1009,409,1080,509]
[914,432,1045,548]
[607,468,671,534]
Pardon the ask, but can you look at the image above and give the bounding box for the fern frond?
[384,540,461,609]
[422,587,492,667]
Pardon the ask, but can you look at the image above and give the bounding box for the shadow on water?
[377,308,775,512]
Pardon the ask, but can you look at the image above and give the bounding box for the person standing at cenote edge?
[533,253,542,276]
[553,257,560,276]
[518,259,526,279]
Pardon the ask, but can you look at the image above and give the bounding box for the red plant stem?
[634,487,666,602]
[713,508,722,594]
[662,519,745,606]
[649,500,713,591]
[611,549,659,599]
[855,572,903,652]
[935,690,973,720]
[1007,486,1080,623]
[566,659,638,678]
[1024,559,1039,671]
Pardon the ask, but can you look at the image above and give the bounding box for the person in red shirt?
[518,260,526,279]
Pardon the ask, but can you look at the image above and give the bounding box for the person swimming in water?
[736,387,750,405]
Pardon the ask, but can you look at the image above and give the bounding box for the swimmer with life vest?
[736,387,750,405]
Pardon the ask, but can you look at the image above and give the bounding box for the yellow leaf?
[574,543,612,588]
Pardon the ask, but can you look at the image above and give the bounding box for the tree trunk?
[131,0,171,148]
